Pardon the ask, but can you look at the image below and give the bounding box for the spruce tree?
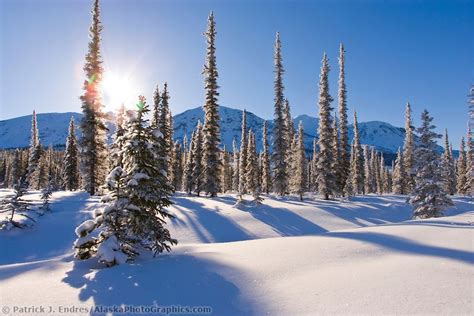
[220,146,232,193]
[238,110,248,195]
[63,117,80,191]
[363,145,372,194]
[310,139,318,192]
[261,121,272,194]
[284,98,295,160]
[332,115,342,195]
[338,43,350,192]
[79,0,108,195]
[183,132,196,194]
[456,137,467,194]
[27,110,41,186]
[316,53,336,200]
[291,121,307,200]
[271,32,289,196]
[403,102,415,192]
[392,148,407,194]
[74,96,177,266]
[245,130,260,200]
[232,138,240,192]
[192,122,204,196]
[441,129,456,195]
[201,12,221,197]
[409,110,452,218]
[344,142,355,197]
[463,126,473,195]
[170,142,183,191]
[353,112,365,194]
[151,84,161,128]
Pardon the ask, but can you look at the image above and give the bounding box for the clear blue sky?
[1,0,472,147]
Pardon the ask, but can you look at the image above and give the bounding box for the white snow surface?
[0,189,473,315]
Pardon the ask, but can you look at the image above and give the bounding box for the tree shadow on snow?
[62,254,256,315]
[326,230,474,264]
[171,196,255,243]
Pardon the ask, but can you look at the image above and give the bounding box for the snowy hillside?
[1,107,445,156]
[1,190,473,314]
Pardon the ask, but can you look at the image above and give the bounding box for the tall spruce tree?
[351,111,364,194]
[332,115,342,195]
[403,102,415,193]
[245,130,260,200]
[159,83,173,178]
[201,12,221,197]
[27,110,42,186]
[409,110,452,218]
[220,146,232,193]
[271,32,289,196]
[261,121,272,194]
[338,43,350,191]
[463,126,473,195]
[183,132,196,194]
[441,130,456,195]
[79,0,108,195]
[316,53,336,200]
[363,145,372,194]
[63,117,80,191]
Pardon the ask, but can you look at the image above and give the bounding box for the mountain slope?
[0,106,443,156]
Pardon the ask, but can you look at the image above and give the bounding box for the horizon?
[1,0,473,148]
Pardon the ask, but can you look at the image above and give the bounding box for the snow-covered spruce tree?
[74,96,177,266]
[383,167,391,193]
[291,121,307,200]
[352,111,364,194]
[62,117,80,191]
[151,84,161,127]
[183,132,196,194]
[27,110,42,186]
[261,121,272,194]
[40,175,53,213]
[159,83,173,180]
[379,154,386,194]
[315,53,336,200]
[463,126,473,195]
[392,148,407,194]
[181,135,189,190]
[441,129,456,195]
[220,146,232,193]
[409,110,453,219]
[192,122,204,196]
[10,150,23,187]
[79,0,108,195]
[331,115,342,196]
[337,43,350,193]
[108,104,127,171]
[363,145,372,194]
[271,32,289,197]
[456,137,467,195]
[32,150,48,190]
[232,138,240,192]
[170,142,183,191]
[0,178,32,230]
[403,102,415,193]
[344,142,355,197]
[375,153,383,195]
[238,110,248,195]
[246,130,262,202]
[201,12,221,197]
[310,139,318,192]
[284,98,295,162]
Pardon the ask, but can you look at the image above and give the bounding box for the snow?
[1,189,473,314]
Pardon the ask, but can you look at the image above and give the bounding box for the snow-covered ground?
[1,190,473,315]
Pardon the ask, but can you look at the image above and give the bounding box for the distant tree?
[463,126,473,195]
[291,122,307,200]
[409,110,452,218]
[261,121,272,194]
[220,145,232,193]
[331,115,342,195]
[246,130,261,202]
[363,145,372,194]
[271,32,289,196]
[192,122,204,196]
[27,110,42,186]
[79,0,108,195]
[232,138,240,192]
[456,137,467,195]
[392,148,407,194]
[183,132,196,194]
[62,117,80,191]
[441,130,456,195]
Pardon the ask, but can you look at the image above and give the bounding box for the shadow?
[0,192,97,265]
[326,230,474,264]
[171,196,255,243]
[62,254,256,315]
[237,202,328,236]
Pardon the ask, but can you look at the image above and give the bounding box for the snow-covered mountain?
[0,106,442,156]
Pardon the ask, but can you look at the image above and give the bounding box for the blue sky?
[1,0,472,147]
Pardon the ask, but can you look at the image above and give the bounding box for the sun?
[101,71,138,111]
